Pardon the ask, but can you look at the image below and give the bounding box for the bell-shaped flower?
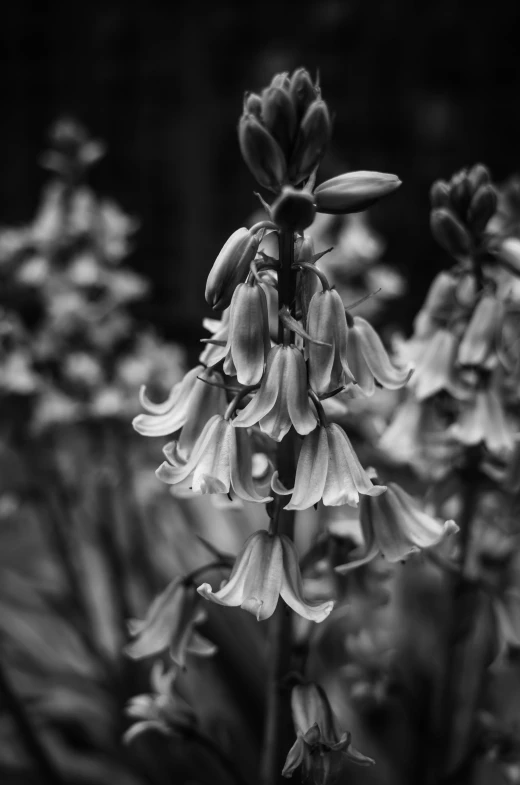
[197,530,334,622]
[450,385,515,457]
[378,395,464,482]
[223,279,270,385]
[156,414,273,502]
[336,482,459,572]
[407,328,469,401]
[133,365,227,459]
[457,293,502,367]
[124,662,196,744]
[346,315,412,396]
[282,683,374,783]
[205,227,261,310]
[275,423,386,510]
[306,288,355,395]
[232,344,317,441]
[125,577,217,667]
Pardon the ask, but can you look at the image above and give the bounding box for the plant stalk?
[260,229,297,785]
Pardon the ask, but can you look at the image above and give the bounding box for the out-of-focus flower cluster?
[0,118,183,432]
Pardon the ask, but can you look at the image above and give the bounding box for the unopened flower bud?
[261,86,297,158]
[314,171,402,215]
[289,68,318,119]
[468,184,497,234]
[271,186,316,231]
[467,163,491,193]
[238,114,286,191]
[270,72,291,91]
[288,99,331,184]
[430,180,450,208]
[449,172,472,218]
[243,92,262,117]
[205,228,260,310]
[430,207,471,256]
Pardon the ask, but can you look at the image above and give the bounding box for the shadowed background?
[2,0,520,347]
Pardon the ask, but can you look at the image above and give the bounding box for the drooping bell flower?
[156,414,273,502]
[223,278,270,385]
[407,328,468,401]
[336,482,458,572]
[306,288,356,395]
[124,661,196,744]
[450,385,515,457]
[378,394,464,482]
[205,227,261,310]
[197,530,334,622]
[282,683,374,783]
[232,344,317,441]
[457,293,502,367]
[345,314,413,396]
[274,423,386,510]
[133,366,227,457]
[125,578,216,667]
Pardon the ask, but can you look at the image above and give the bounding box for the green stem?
[260,229,297,785]
[434,449,481,785]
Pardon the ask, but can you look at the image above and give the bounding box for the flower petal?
[322,424,386,507]
[230,426,274,503]
[156,416,222,485]
[286,346,318,436]
[354,316,413,389]
[375,483,458,561]
[232,346,283,429]
[280,535,334,622]
[285,426,329,510]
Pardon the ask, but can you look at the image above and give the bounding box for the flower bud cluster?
[382,164,520,481]
[430,164,497,257]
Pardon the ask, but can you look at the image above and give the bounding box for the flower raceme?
[156,414,273,502]
[273,423,386,510]
[282,683,374,783]
[125,577,216,667]
[232,344,317,441]
[223,278,270,385]
[197,530,334,622]
[336,482,459,572]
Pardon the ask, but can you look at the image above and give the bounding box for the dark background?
[2,0,520,345]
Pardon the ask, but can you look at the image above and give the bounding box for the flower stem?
[433,448,481,785]
[260,229,297,785]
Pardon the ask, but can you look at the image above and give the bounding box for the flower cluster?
[130,67,466,782]
[0,118,183,432]
[381,163,520,481]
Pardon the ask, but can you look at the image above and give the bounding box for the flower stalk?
[261,228,298,785]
